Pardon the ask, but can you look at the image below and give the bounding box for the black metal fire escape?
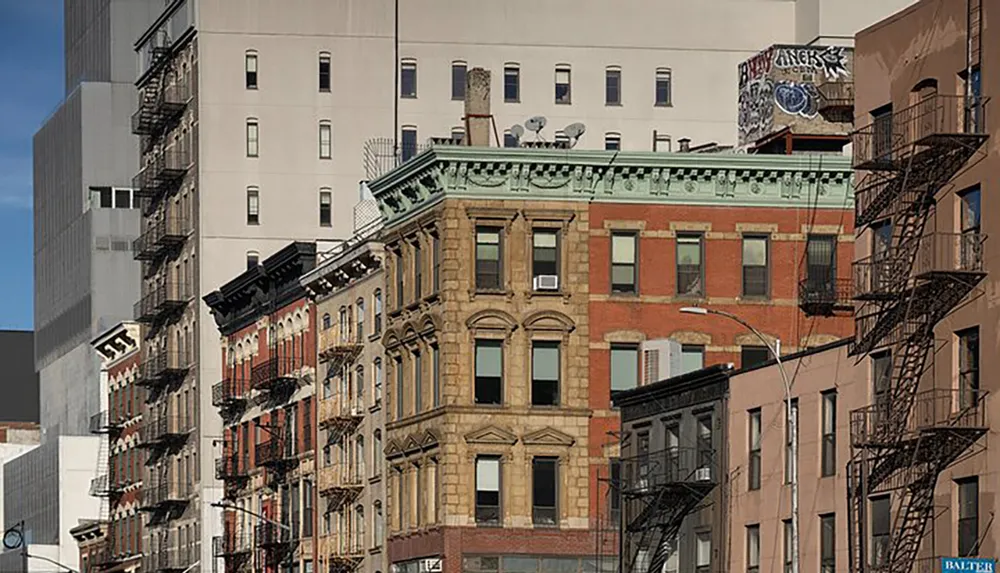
[846,88,989,573]
[620,447,716,573]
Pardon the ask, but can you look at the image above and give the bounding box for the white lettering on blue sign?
[942,558,996,573]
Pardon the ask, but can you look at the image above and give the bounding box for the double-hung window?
[475,227,503,291]
[676,234,703,296]
[474,340,502,405]
[532,457,558,526]
[821,391,837,477]
[748,409,761,490]
[531,341,559,406]
[742,235,769,298]
[532,229,559,290]
[475,456,501,525]
[611,233,637,294]
[958,327,980,408]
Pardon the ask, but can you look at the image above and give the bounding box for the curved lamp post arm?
[679,306,798,573]
[210,501,292,532]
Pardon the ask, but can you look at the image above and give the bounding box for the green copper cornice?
[369,147,854,228]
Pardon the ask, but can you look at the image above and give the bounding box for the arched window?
[356,298,365,338]
[323,313,332,330]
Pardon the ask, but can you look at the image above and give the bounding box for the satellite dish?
[525,116,548,134]
[510,124,524,139]
[564,122,586,140]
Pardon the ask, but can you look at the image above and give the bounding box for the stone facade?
[369,147,855,573]
[300,229,387,573]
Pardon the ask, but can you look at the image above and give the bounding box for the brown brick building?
[368,145,855,573]
[205,242,319,573]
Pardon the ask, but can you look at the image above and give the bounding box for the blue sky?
[0,2,62,330]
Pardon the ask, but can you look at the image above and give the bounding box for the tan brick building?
[368,144,854,573]
[300,222,387,573]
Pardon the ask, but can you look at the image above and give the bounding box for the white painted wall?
[57,436,100,572]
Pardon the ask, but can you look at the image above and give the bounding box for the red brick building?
[368,147,855,573]
[205,242,319,573]
[87,321,145,573]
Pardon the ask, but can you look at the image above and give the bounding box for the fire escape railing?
[846,92,989,573]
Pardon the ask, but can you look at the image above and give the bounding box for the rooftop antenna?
[563,122,586,148]
[525,116,547,140]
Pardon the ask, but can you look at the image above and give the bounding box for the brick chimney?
[464,68,492,147]
[678,138,691,152]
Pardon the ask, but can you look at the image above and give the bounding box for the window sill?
[475,522,503,528]
[474,402,504,408]
[654,103,673,108]
[504,99,521,104]
[675,293,705,300]
[605,103,622,107]
[532,523,560,530]
[369,547,382,556]
[471,288,513,300]
[610,290,639,297]
[555,101,572,106]
[530,403,561,410]
[369,474,382,485]
[400,95,418,100]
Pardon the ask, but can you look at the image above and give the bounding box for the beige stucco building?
[301,221,388,573]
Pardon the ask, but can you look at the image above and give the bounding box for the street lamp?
[679,306,799,573]
[210,501,292,532]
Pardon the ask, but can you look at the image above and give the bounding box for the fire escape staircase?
[621,448,716,573]
[846,92,989,573]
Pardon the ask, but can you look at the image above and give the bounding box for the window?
[872,351,892,423]
[395,252,404,309]
[319,53,331,92]
[655,68,672,106]
[610,344,639,395]
[820,514,835,573]
[555,66,571,104]
[400,60,417,98]
[611,232,637,294]
[680,345,704,374]
[958,327,980,408]
[871,496,890,567]
[741,346,770,368]
[609,459,622,526]
[503,131,518,148]
[394,357,404,419]
[676,234,704,296]
[246,119,259,157]
[783,519,793,573]
[695,532,711,573]
[245,52,258,89]
[742,236,769,298]
[97,187,113,208]
[696,414,712,476]
[432,235,441,293]
[532,457,558,526]
[413,351,422,413]
[746,525,760,573]
[785,398,798,483]
[374,358,383,405]
[246,251,259,269]
[475,227,502,291]
[319,190,332,227]
[452,61,467,100]
[450,127,465,144]
[605,133,621,151]
[303,480,314,537]
[319,122,332,159]
[474,340,502,405]
[401,127,418,162]
[373,290,383,335]
[114,188,131,209]
[431,344,440,408]
[821,390,837,477]
[246,187,260,225]
[531,341,559,406]
[805,235,837,296]
[653,131,671,152]
[606,67,621,105]
[413,241,423,299]
[958,477,979,557]
[504,65,520,102]
[356,299,365,339]
[373,502,383,548]
[748,408,761,490]
[871,220,892,292]
[475,456,501,525]
[532,229,559,287]
[960,187,982,269]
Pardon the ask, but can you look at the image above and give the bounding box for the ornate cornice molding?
[369,148,853,228]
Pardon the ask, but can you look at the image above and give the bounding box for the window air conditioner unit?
[533,275,559,291]
[695,467,711,481]
[640,339,682,386]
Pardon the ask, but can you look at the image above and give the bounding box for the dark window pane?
[319,58,331,91]
[475,228,502,290]
[401,128,417,162]
[452,63,467,100]
[532,342,559,406]
[114,188,130,209]
[401,63,417,98]
[99,188,113,208]
[475,340,503,405]
[741,346,770,368]
[606,70,621,105]
[504,67,520,102]
[532,458,557,526]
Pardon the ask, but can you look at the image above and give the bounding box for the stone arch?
[465,309,518,334]
[668,330,712,346]
[800,333,841,349]
[523,310,576,333]
[733,332,778,348]
[603,330,646,344]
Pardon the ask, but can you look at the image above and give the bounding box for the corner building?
[367,146,856,573]
[204,243,319,573]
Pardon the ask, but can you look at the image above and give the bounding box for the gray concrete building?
[33,0,159,437]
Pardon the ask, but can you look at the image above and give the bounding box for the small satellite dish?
[525,116,548,134]
[510,124,525,139]
[564,122,586,140]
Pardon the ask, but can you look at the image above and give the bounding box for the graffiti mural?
[737,44,853,145]
[773,81,820,118]
[738,78,774,142]
[773,45,850,81]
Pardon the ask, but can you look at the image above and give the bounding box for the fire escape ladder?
[887,476,936,573]
[969,0,982,67]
